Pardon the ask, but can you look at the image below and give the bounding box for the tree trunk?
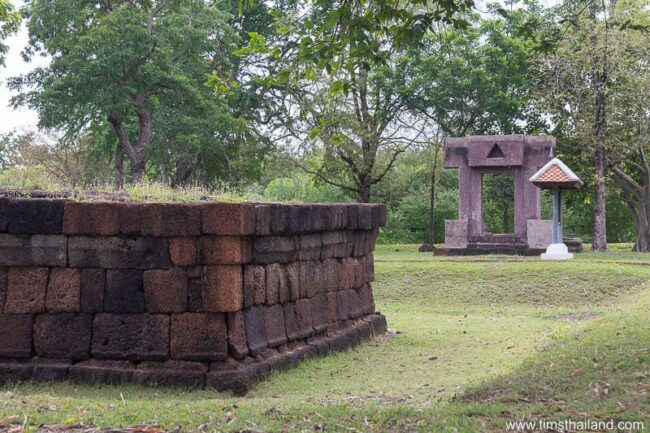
[592,144,608,251]
[633,215,650,252]
[107,101,151,185]
[358,184,371,203]
[114,145,124,190]
[503,205,510,234]
[589,2,608,252]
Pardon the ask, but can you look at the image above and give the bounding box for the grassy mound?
[0,245,647,432]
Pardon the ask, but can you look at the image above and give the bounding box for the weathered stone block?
[202,265,243,312]
[120,203,201,237]
[326,205,348,231]
[0,234,31,266]
[46,268,81,312]
[269,204,289,234]
[299,261,323,298]
[307,205,328,232]
[355,230,379,257]
[358,321,373,341]
[265,263,288,304]
[202,203,255,235]
[6,198,64,234]
[134,360,207,387]
[322,259,341,292]
[31,235,68,266]
[263,304,286,347]
[310,293,329,333]
[294,298,314,339]
[0,314,33,358]
[352,257,366,288]
[68,236,171,269]
[170,313,227,361]
[34,313,92,359]
[340,257,360,290]
[287,205,310,233]
[188,277,203,312]
[69,359,137,384]
[244,265,265,307]
[527,219,553,249]
[297,234,321,261]
[348,289,364,319]
[357,205,373,231]
[199,236,252,265]
[144,269,188,313]
[346,205,359,230]
[364,253,375,283]
[336,290,350,320]
[207,359,262,396]
[327,292,338,323]
[0,234,66,267]
[329,326,361,352]
[371,204,387,228]
[5,267,48,313]
[444,219,469,249]
[227,311,248,360]
[285,262,300,301]
[283,302,298,341]
[243,306,267,356]
[358,283,375,316]
[92,313,170,360]
[366,314,388,336]
[252,236,297,264]
[254,204,272,235]
[0,197,7,232]
[33,359,71,382]
[0,360,34,384]
[63,202,120,235]
[169,237,197,266]
[0,267,7,312]
[104,270,144,313]
[306,336,330,357]
[80,269,105,313]
[321,231,349,259]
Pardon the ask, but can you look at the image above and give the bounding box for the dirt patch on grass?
[553,311,602,322]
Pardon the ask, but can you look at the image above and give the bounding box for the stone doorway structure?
[442,135,561,255]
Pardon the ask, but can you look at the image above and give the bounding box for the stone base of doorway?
[0,314,387,396]
[436,237,583,256]
[541,243,574,261]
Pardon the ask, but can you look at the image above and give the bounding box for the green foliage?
[482,173,515,234]
[11,0,270,186]
[237,0,474,93]
[0,166,63,191]
[263,171,350,203]
[0,0,20,66]
[401,4,548,136]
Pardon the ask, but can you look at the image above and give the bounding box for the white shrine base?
[541,243,574,260]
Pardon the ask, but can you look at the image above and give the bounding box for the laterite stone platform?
[0,194,387,395]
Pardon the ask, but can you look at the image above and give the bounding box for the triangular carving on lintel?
[487,143,505,158]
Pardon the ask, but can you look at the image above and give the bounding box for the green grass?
[1,245,649,432]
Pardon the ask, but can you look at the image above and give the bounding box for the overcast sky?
[0,0,50,135]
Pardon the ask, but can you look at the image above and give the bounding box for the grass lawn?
[1,245,648,432]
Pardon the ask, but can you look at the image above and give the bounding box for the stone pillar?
[514,166,542,237]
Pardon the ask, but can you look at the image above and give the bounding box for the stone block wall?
[0,197,387,394]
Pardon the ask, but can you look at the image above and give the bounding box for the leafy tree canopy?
[0,0,20,67]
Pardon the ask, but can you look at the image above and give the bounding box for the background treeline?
[0,0,648,250]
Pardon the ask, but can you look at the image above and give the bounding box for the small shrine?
[529,157,583,260]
